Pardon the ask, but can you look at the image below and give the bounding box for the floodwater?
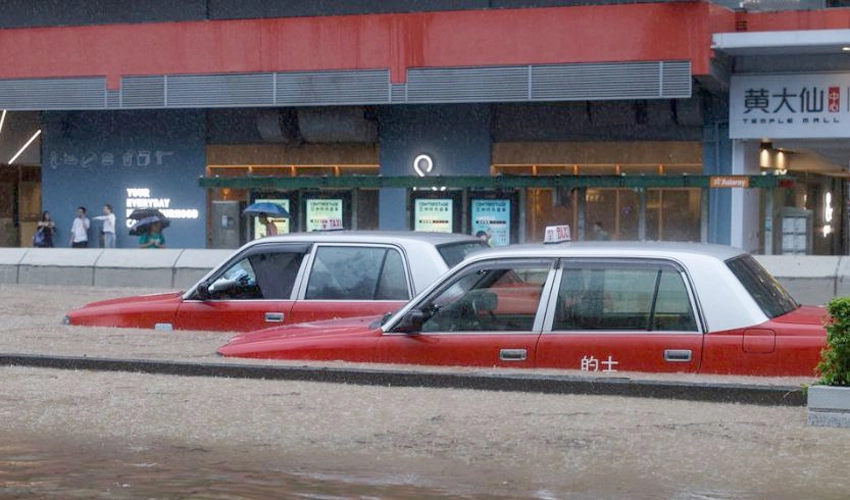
[0,434,836,500]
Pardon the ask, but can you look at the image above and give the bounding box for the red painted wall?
[742,8,850,32]
[0,3,718,88]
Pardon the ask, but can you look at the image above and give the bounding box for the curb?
[0,353,806,406]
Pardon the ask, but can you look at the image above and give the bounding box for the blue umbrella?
[243,202,290,217]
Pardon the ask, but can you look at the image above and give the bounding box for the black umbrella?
[129,213,170,236]
[128,208,168,221]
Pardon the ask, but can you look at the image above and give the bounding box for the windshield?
[437,241,489,268]
[725,254,798,319]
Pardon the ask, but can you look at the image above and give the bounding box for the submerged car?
[64,231,487,332]
[218,242,828,376]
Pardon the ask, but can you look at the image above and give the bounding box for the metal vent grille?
[0,78,105,110]
[275,70,390,106]
[122,76,166,108]
[532,62,665,101]
[661,61,692,98]
[106,90,121,109]
[407,66,528,103]
[390,83,406,103]
[166,73,274,108]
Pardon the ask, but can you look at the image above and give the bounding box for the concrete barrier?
[0,248,846,305]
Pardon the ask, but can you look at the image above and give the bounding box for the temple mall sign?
[730,73,850,139]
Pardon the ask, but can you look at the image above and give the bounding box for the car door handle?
[664,349,692,362]
[265,312,285,323]
[500,348,527,361]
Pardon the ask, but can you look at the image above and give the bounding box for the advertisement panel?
[306,199,343,232]
[252,199,290,239]
[730,73,850,139]
[414,199,453,233]
[470,199,511,246]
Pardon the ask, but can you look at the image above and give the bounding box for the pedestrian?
[34,211,56,247]
[93,204,116,248]
[69,206,90,248]
[258,213,278,237]
[138,221,166,249]
[592,221,610,241]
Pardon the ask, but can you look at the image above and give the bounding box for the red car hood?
[75,291,184,309]
[221,314,383,349]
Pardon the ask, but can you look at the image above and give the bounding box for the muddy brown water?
[0,284,848,499]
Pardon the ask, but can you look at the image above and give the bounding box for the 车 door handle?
[500,348,527,361]
[265,312,285,323]
[664,349,692,362]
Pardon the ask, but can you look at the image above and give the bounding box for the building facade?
[0,1,846,253]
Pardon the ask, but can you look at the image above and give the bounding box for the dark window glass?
[554,262,697,332]
[419,261,551,333]
[725,254,798,319]
[306,246,408,300]
[437,241,489,268]
[209,252,303,300]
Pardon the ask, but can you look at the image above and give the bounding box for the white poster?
[730,73,850,139]
[306,199,343,232]
[414,199,453,233]
[471,199,511,246]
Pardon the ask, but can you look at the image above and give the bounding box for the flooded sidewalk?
[0,284,847,499]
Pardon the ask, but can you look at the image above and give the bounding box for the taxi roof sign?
[544,225,571,244]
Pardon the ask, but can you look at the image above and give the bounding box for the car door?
[376,258,556,368]
[536,259,704,373]
[174,244,310,332]
[287,244,413,324]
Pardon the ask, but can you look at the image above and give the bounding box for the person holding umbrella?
[128,209,170,249]
[243,201,289,238]
[138,221,166,248]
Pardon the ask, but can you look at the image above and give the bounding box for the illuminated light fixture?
[0,110,6,137]
[758,141,773,169]
[9,129,41,164]
[842,47,850,52]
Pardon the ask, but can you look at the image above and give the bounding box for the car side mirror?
[196,282,211,300]
[395,309,425,334]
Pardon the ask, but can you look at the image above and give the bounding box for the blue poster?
[471,199,511,246]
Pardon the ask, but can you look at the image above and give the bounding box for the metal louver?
[0,78,106,110]
[166,73,275,107]
[407,66,528,103]
[121,76,166,108]
[275,70,390,106]
[661,61,692,98]
[533,62,665,101]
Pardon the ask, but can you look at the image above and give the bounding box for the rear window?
[725,254,798,319]
[437,241,489,268]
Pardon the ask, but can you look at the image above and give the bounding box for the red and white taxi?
[63,231,487,332]
[217,241,828,376]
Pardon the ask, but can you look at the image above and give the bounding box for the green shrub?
[818,297,850,386]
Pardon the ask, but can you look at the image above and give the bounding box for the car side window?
[208,251,304,300]
[419,261,552,333]
[305,246,409,300]
[553,262,697,331]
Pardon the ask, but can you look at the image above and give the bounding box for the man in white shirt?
[93,204,117,248]
[70,206,90,248]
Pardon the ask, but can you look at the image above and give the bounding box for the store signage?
[709,176,750,189]
[125,187,199,227]
[306,199,343,232]
[414,199,453,233]
[471,199,511,246]
[730,73,850,139]
[413,154,434,177]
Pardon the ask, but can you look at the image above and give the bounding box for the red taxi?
[217,241,828,376]
[63,231,486,332]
